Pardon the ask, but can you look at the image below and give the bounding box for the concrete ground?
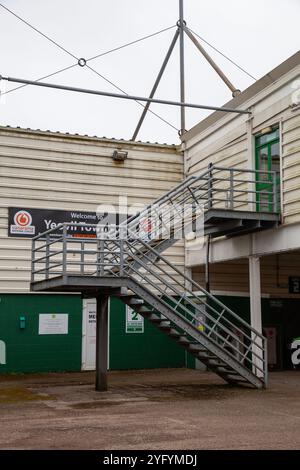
[0,368,299,450]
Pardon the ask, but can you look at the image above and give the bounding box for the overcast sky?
[0,0,299,144]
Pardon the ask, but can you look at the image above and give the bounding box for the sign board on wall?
[38,314,69,335]
[126,306,144,334]
[8,207,120,238]
[289,277,300,294]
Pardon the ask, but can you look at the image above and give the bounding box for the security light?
[112,150,128,162]
[260,126,273,135]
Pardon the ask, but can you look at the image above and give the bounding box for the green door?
[255,128,280,213]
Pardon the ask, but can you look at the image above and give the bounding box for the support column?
[95,294,109,391]
[131,28,180,141]
[179,0,186,134]
[249,256,264,377]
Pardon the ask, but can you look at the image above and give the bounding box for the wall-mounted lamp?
[112,150,128,162]
[260,126,273,135]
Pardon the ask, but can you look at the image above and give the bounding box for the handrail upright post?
[100,239,105,276]
[62,224,67,277]
[81,241,84,275]
[272,171,277,213]
[45,234,50,279]
[207,163,213,210]
[264,336,268,387]
[31,238,35,284]
[120,239,124,276]
[230,169,234,210]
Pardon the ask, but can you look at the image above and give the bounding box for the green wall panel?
[0,294,82,373]
[216,295,300,370]
[109,297,186,370]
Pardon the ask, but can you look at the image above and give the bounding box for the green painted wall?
[109,297,186,370]
[0,294,188,374]
[0,294,82,373]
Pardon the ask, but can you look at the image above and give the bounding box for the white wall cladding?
[184,60,300,269]
[282,111,300,224]
[192,251,300,298]
[0,128,184,292]
[185,121,248,176]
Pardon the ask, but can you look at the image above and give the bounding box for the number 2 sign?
[126,306,144,334]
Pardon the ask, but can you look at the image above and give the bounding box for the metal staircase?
[31,227,269,389]
[30,164,279,389]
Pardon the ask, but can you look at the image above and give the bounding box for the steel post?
[230,169,234,210]
[132,28,180,141]
[179,0,186,134]
[249,255,264,378]
[207,162,213,210]
[272,171,277,213]
[183,26,241,97]
[62,224,67,277]
[95,294,109,391]
[45,234,50,279]
[31,238,35,284]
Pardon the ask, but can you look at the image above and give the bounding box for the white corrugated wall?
[184,67,300,227]
[0,127,184,292]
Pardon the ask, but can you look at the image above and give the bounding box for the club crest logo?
[10,210,35,235]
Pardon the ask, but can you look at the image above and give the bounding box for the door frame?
[255,129,280,213]
[81,298,110,371]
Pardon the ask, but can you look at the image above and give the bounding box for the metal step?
[127,298,144,305]
[168,329,181,338]
[147,315,164,324]
[158,323,172,331]
[177,335,190,345]
[187,344,207,353]
[132,306,153,315]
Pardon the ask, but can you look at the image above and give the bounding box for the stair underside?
[204,209,280,238]
[118,292,264,389]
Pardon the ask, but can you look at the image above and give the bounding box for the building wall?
[0,127,184,293]
[0,127,189,374]
[214,295,300,370]
[0,293,187,374]
[192,251,300,298]
[109,297,186,370]
[282,111,300,224]
[184,62,300,225]
[0,293,82,373]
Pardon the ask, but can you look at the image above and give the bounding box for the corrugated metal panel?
[185,68,300,222]
[186,130,248,177]
[0,129,183,293]
[192,252,300,297]
[282,110,300,224]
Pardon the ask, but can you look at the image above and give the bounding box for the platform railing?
[113,165,280,242]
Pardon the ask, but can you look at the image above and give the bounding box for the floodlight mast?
[0,1,247,140]
[131,0,242,140]
[179,0,186,136]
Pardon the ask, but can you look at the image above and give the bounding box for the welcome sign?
[8,207,119,238]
